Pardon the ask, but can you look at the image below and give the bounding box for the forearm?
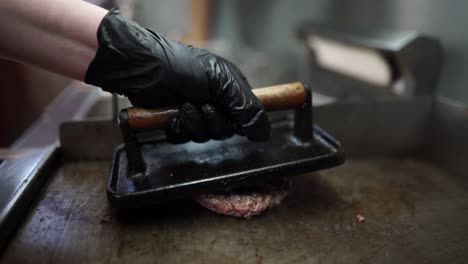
[0,0,107,81]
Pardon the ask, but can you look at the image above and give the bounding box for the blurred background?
[2,0,468,146]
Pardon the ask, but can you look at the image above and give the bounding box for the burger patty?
[193,178,290,219]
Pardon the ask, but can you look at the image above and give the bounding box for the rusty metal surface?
[2,157,468,263]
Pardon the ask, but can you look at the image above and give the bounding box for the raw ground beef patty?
[193,178,290,219]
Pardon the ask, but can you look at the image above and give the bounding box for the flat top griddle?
[3,84,468,263]
[3,157,468,264]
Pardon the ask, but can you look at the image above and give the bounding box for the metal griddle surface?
[108,124,343,207]
[2,157,468,263]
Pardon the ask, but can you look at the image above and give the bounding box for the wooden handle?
[124,82,307,130]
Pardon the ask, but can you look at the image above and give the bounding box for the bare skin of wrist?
[0,0,108,81]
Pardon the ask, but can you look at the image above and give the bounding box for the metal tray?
[107,123,344,208]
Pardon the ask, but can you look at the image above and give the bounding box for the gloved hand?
[85,9,270,143]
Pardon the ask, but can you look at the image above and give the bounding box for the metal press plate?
[108,123,344,208]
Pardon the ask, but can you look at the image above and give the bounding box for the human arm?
[0,2,270,142]
[0,0,107,80]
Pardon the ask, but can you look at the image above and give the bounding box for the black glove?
[85,9,270,143]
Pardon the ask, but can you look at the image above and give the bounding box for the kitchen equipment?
[3,90,468,263]
[298,24,442,98]
[109,82,344,208]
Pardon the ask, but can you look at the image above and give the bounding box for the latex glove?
[85,9,270,143]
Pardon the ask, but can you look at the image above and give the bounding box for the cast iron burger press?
[108,82,345,208]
